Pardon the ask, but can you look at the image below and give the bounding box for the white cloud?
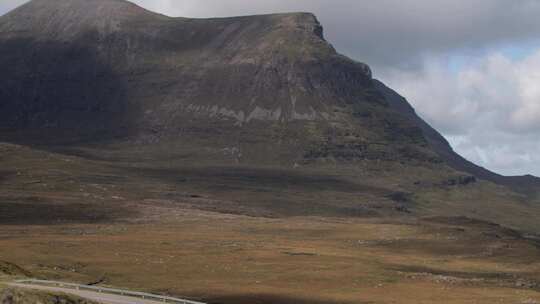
[0,0,26,15]
[382,50,540,176]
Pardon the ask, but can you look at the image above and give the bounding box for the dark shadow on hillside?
[0,36,133,145]
[122,166,389,194]
[0,170,14,184]
[115,165,393,218]
[203,293,362,304]
[0,199,136,225]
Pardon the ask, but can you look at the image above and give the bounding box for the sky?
[2,0,540,176]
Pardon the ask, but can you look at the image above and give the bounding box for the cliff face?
[0,0,369,128]
[0,0,433,165]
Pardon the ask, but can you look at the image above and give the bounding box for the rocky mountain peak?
[3,0,538,198]
[0,0,159,39]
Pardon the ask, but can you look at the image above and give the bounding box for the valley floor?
[2,208,540,304]
[2,143,540,303]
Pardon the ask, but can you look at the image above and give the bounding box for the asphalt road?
[8,283,176,304]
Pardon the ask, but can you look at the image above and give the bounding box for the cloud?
[0,0,27,15]
[381,50,540,176]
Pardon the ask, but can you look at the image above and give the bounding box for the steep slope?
[374,80,540,197]
[0,0,437,165]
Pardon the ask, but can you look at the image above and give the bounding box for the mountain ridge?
[0,0,538,198]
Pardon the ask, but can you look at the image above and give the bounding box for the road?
[8,283,188,304]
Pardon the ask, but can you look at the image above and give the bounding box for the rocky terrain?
[0,0,449,165]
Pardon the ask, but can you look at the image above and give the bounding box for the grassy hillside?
[0,287,97,304]
[1,141,538,231]
[1,142,540,303]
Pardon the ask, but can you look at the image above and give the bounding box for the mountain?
[0,0,442,163]
[0,0,539,228]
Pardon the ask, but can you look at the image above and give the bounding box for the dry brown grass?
[2,143,540,303]
[1,208,540,304]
